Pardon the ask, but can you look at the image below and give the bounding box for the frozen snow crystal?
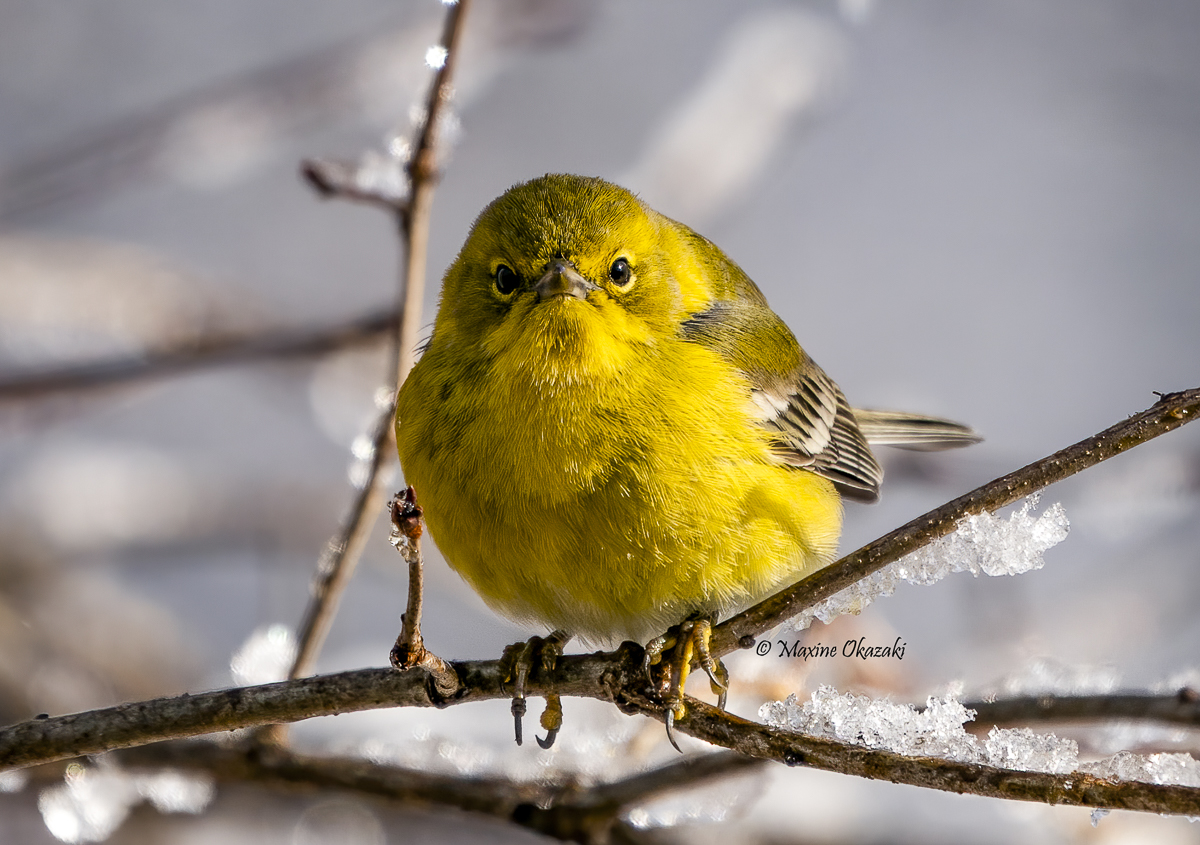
[1082,751,1200,788]
[0,768,28,793]
[139,769,216,814]
[761,686,1078,773]
[983,727,1078,774]
[39,766,137,844]
[788,496,1069,631]
[230,623,296,686]
[761,686,980,762]
[38,764,215,843]
[624,763,766,829]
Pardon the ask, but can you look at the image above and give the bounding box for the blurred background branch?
[0,308,396,402]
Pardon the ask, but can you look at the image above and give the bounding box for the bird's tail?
[850,409,982,452]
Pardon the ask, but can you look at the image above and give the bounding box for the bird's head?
[430,174,715,379]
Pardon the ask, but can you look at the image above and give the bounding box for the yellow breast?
[396,297,841,645]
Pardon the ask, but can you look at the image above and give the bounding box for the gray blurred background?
[1,0,1198,842]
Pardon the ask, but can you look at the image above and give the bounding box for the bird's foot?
[644,616,728,752]
[501,630,569,748]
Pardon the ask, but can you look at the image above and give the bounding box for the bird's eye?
[609,257,632,287]
[494,264,520,295]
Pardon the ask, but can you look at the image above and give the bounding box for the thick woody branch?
[4,651,1200,816]
[0,646,641,770]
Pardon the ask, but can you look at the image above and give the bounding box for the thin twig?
[710,387,1200,658]
[301,157,410,212]
[396,0,470,382]
[284,407,396,684]
[388,487,459,696]
[283,0,472,687]
[117,740,561,820]
[0,308,396,401]
[579,750,765,809]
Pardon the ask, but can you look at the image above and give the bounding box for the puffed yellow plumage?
[396,174,974,647]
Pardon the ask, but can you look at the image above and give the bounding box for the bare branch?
[396,0,470,382]
[8,652,1199,817]
[301,157,410,212]
[0,24,394,225]
[284,407,397,685]
[578,750,765,809]
[117,740,561,821]
[111,741,761,842]
[0,308,395,401]
[966,688,1200,730]
[0,667,457,769]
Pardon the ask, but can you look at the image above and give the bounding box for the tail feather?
[850,409,982,452]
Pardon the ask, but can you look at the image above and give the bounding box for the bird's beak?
[534,259,597,302]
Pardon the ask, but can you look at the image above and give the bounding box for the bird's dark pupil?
[495,265,518,294]
[610,258,631,285]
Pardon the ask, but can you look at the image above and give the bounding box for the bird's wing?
[680,299,883,503]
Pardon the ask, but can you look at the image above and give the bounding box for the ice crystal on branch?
[762,686,1079,774]
[1082,751,1200,788]
[789,496,1069,631]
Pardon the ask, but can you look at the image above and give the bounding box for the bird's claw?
[664,703,683,753]
[646,615,728,752]
[502,631,568,748]
[536,692,563,749]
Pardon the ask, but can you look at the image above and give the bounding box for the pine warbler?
[396,174,976,739]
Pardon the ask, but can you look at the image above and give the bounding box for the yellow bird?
[396,174,976,744]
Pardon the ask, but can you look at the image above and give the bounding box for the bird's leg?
[693,618,729,710]
[642,629,676,680]
[501,630,569,748]
[647,615,728,752]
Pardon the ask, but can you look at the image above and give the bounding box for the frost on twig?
[762,686,1078,774]
[1081,751,1200,788]
[762,685,1200,799]
[788,496,1069,632]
